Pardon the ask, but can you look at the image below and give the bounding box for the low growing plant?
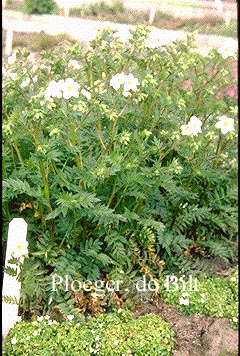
[160,266,238,329]
[2,26,238,317]
[3,310,175,356]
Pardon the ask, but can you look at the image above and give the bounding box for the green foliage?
[2,27,238,317]
[160,267,239,329]
[3,311,175,356]
[23,0,59,15]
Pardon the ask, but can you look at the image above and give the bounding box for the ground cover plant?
[3,310,175,355]
[2,25,238,323]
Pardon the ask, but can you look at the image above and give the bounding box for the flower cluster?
[181,116,202,136]
[110,72,140,96]
[44,78,80,101]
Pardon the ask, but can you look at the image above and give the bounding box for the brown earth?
[134,298,238,356]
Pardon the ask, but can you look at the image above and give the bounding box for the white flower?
[95,335,100,341]
[27,52,36,63]
[20,77,31,89]
[11,240,29,259]
[113,340,119,346]
[45,315,50,320]
[48,320,55,325]
[11,337,18,345]
[33,330,38,337]
[67,314,74,321]
[217,38,238,59]
[8,53,16,65]
[215,115,234,134]
[81,88,91,100]
[114,29,132,43]
[37,316,44,322]
[144,30,166,49]
[188,116,202,135]
[110,72,127,91]
[89,347,95,353]
[181,116,202,136]
[98,323,103,328]
[62,78,80,99]
[232,317,238,323]
[8,71,17,81]
[179,292,190,305]
[181,123,192,136]
[68,59,81,70]
[32,75,38,83]
[230,277,237,282]
[123,73,139,92]
[44,80,62,101]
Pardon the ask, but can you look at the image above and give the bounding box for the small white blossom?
[95,335,100,341]
[33,330,38,337]
[81,88,92,100]
[179,292,190,305]
[44,80,62,101]
[10,240,29,259]
[62,78,80,100]
[217,38,238,59]
[37,316,44,322]
[67,314,74,321]
[114,29,132,43]
[144,30,166,49]
[27,52,36,63]
[68,59,81,70]
[45,315,51,320]
[215,115,234,134]
[232,317,238,323]
[8,71,17,81]
[11,337,18,345]
[181,124,192,136]
[188,116,202,135]
[98,323,103,328]
[110,72,126,91]
[20,77,31,89]
[8,53,16,65]
[113,340,119,346]
[123,73,139,92]
[181,116,202,136]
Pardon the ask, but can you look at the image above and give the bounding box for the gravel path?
[2,9,237,55]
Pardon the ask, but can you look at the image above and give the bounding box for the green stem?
[39,160,52,212]
[213,134,223,169]
[12,141,25,168]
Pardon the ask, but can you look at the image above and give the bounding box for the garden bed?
[2,23,238,355]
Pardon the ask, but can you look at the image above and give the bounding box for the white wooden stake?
[5,28,14,56]
[224,10,231,26]
[2,218,28,338]
[215,0,223,14]
[149,6,156,25]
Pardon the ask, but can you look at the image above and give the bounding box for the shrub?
[23,0,59,15]
[2,27,238,317]
[2,311,175,355]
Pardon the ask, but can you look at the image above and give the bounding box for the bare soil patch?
[134,297,238,356]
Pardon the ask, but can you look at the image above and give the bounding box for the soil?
[134,258,239,356]
[134,297,238,356]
